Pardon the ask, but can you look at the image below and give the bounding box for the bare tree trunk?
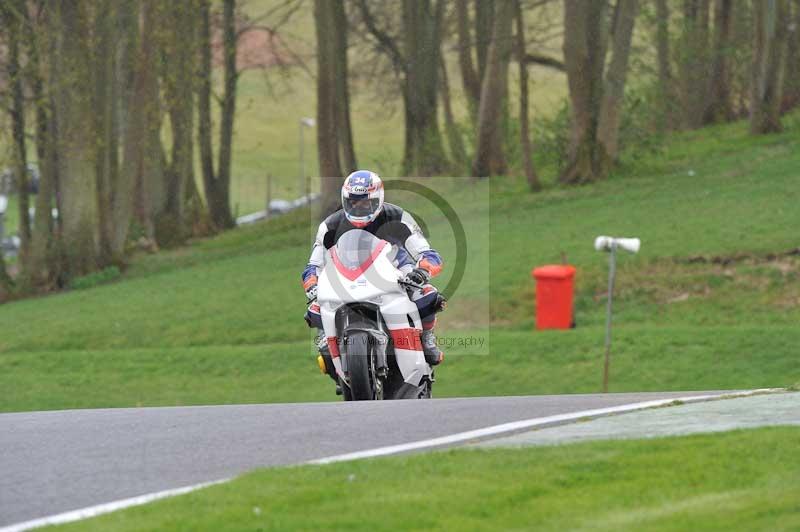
[92,0,117,266]
[134,0,167,245]
[4,0,32,265]
[439,56,469,173]
[53,0,99,277]
[0,250,11,300]
[474,0,494,84]
[356,0,447,176]
[456,0,482,114]
[402,0,448,176]
[515,0,541,191]
[559,0,609,184]
[198,0,217,227]
[315,0,344,217]
[596,0,639,173]
[680,0,711,129]
[215,0,237,230]
[472,0,514,178]
[705,0,735,123]
[109,0,138,258]
[751,0,789,134]
[28,4,58,286]
[782,0,800,111]
[160,1,197,245]
[655,0,677,130]
[332,0,357,173]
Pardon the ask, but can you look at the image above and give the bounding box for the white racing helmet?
[341,170,384,227]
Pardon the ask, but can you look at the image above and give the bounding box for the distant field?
[0,117,798,411]
[51,426,800,531]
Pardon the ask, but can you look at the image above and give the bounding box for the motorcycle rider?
[302,170,445,389]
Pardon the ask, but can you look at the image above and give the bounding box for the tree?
[474,0,495,84]
[655,0,678,130]
[401,0,448,175]
[92,0,122,265]
[705,0,735,123]
[751,0,789,134]
[51,1,100,277]
[315,0,344,216]
[596,0,639,166]
[515,0,541,191]
[332,0,357,173]
[27,1,59,286]
[472,0,514,178]
[357,0,448,176]
[2,0,32,265]
[109,0,139,259]
[680,0,711,129]
[781,0,800,111]
[133,0,168,247]
[439,56,469,172]
[455,0,482,114]
[159,1,199,245]
[0,245,11,300]
[198,0,237,231]
[559,0,638,184]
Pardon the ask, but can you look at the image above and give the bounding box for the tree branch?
[522,52,565,71]
[356,0,406,74]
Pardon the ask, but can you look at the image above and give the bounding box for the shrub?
[69,266,122,291]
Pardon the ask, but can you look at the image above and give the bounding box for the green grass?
[50,426,800,531]
[1,118,799,412]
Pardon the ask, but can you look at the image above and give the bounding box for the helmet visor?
[343,196,380,219]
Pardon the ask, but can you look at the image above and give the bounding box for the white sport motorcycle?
[316,229,435,400]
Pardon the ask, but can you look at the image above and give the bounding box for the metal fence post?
[602,243,617,393]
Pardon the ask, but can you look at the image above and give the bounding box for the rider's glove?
[305,284,318,302]
[404,267,430,287]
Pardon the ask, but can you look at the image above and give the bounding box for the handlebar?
[398,278,425,291]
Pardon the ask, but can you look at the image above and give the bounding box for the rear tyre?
[345,331,373,400]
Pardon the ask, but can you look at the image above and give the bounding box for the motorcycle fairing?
[316,232,429,386]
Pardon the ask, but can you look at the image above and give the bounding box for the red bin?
[532,265,576,330]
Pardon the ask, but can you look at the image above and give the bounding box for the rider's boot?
[421,328,444,366]
[316,331,342,394]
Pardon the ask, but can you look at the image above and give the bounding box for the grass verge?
[50,426,800,531]
[1,118,799,411]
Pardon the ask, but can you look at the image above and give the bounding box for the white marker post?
[594,236,641,393]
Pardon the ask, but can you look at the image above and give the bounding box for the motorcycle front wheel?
[344,331,374,400]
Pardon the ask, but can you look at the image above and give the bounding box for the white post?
[594,236,641,393]
[603,243,617,393]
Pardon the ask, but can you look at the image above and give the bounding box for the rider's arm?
[301,221,329,291]
[401,212,444,278]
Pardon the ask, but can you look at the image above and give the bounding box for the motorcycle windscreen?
[335,229,383,268]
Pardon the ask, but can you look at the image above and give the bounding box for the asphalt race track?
[0,392,727,527]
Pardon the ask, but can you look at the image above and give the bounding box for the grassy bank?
[1,119,799,411]
[51,426,800,531]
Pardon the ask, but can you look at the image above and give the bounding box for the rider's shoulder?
[381,203,404,221]
[322,209,347,228]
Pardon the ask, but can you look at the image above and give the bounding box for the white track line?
[1,389,782,531]
[307,389,781,464]
[0,480,230,532]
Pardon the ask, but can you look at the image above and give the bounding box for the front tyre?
[344,331,373,400]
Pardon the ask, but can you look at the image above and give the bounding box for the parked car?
[0,163,40,195]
